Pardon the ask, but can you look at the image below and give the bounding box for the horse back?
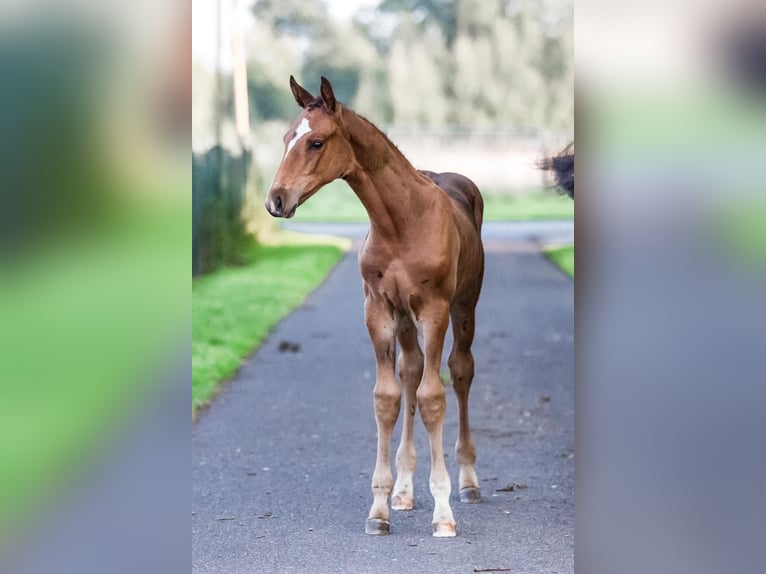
[419,170,484,233]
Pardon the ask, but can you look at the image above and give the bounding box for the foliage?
[243,0,572,132]
[302,25,377,106]
[192,242,345,413]
[379,0,459,47]
[387,15,450,126]
[248,71,296,121]
[251,0,331,39]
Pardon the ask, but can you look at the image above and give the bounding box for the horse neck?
[340,108,432,239]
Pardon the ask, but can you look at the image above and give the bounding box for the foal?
[266,77,484,538]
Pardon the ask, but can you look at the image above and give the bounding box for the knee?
[448,351,474,388]
[374,385,401,424]
[416,384,446,429]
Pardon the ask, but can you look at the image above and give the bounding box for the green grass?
[292,181,367,222]
[291,181,573,222]
[482,190,574,221]
[192,242,345,413]
[545,245,574,277]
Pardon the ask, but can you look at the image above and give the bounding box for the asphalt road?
[192,224,574,574]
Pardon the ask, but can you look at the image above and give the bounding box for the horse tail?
[539,141,574,199]
[471,183,485,232]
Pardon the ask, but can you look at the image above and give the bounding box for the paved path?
[192,225,573,573]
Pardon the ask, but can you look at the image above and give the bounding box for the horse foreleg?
[416,301,456,537]
[364,301,401,536]
[392,316,422,511]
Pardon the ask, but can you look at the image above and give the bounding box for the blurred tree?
[302,25,377,106]
[368,0,572,131]
[451,33,493,125]
[193,61,223,147]
[242,18,301,123]
[243,0,572,132]
[354,65,394,125]
[251,0,330,39]
[249,0,378,116]
[378,0,458,48]
[387,15,449,126]
[247,73,295,121]
[532,2,574,130]
[452,0,574,130]
[490,11,546,128]
[451,0,545,128]
[456,0,499,39]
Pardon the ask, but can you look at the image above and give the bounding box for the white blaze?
[286,118,312,156]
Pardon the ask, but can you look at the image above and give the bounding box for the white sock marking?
[286,118,312,156]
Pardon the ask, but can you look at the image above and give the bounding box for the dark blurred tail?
[539,141,574,199]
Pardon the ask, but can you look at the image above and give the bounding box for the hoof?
[432,522,457,537]
[391,494,413,511]
[459,486,481,504]
[365,518,390,536]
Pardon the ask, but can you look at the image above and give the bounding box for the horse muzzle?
[265,187,298,219]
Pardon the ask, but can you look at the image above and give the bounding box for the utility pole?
[231,0,251,151]
[214,0,223,148]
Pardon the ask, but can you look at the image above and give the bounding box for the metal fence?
[192,146,252,276]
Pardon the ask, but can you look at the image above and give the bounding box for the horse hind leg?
[448,306,481,503]
[391,316,422,511]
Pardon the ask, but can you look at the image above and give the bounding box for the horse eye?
[310,140,324,150]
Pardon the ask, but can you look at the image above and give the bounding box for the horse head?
[265,76,354,218]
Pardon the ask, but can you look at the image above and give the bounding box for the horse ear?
[290,75,314,109]
[319,76,337,113]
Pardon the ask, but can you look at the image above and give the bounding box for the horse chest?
[360,253,448,319]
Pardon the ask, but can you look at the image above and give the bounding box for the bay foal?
[266,77,484,537]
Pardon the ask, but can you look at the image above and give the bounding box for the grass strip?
[545,244,574,277]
